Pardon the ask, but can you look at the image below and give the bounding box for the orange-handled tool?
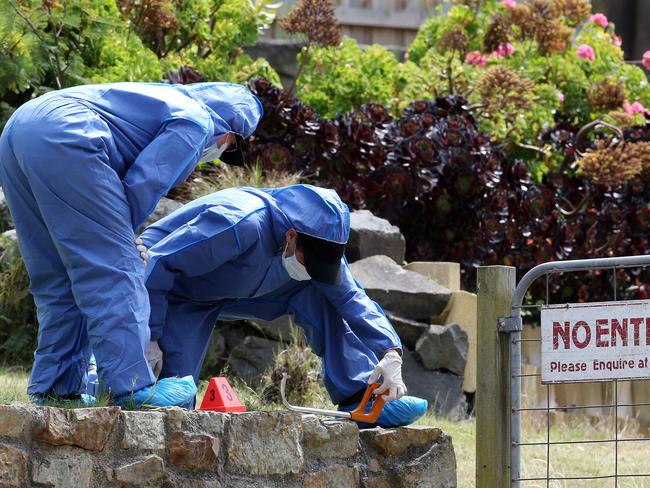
[280,373,386,423]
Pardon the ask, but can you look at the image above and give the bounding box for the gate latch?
[497,316,522,332]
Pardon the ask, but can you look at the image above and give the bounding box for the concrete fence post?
[476,266,516,488]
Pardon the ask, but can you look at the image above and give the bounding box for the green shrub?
[0,237,37,366]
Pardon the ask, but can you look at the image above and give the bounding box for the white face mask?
[198,141,228,163]
[282,245,311,281]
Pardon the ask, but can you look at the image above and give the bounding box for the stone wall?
[0,405,457,488]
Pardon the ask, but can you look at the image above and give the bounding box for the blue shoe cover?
[30,393,96,406]
[112,375,197,409]
[339,395,428,429]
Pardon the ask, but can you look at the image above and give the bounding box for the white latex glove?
[135,237,149,265]
[146,340,163,378]
[368,349,407,402]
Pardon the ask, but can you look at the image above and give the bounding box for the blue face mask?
[282,245,311,281]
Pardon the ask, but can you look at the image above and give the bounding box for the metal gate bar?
[504,255,650,487]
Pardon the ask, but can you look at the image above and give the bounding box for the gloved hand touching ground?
[135,237,149,265]
[146,340,163,378]
[368,349,407,401]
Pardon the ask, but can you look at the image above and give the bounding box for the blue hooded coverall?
[141,185,402,404]
[0,82,263,397]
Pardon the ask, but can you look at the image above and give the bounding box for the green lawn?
[3,368,649,487]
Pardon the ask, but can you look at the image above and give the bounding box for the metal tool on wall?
[280,373,385,423]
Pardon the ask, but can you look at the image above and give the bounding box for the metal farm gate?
[476,256,650,488]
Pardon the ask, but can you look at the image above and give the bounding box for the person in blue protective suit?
[140,184,428,427]
[0,82,263,407]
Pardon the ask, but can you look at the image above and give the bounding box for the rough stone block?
[350,255,452,321]
[113,455,165,485]
[33,406,120,451]
[385,312,428,349]
[226,336,282,385]
[442,291,477,393]
[139,197,183,231]
[186,410,228,437]
[402,350,467,420]
[362,478,392,488]
[0,403,37,439]
[360,426,442,457]
[121,411,165,452]
[303,465,359,488]
[0,444,27,486]
[415,324,468,376]
[225,412,303,475]
[402,262,460,292]
[32,447,93,487]
[397,434,457,488]
[347,210,406,264]
[168,431,219,470]
[301,415,358,458]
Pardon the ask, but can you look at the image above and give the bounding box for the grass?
[4,368,650,487]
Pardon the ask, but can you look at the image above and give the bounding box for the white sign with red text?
[541,300,650,383]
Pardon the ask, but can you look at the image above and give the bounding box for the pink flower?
[497,42,515,57]
[612,35,622,47]
[502,0,516,9]
[556,91,565,103]
[465,51,488,67]
[490,51,503,59]
[589,13,608,28]
[577,44,595,61]
[624,100,648,115]
[642,50,650,70]
[403,52,410,61]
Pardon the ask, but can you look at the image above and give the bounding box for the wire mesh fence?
[507,258,650,488]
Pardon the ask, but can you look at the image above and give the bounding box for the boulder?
[0,444,27,487]
[139,197,183,231]
[112,455,165,485]
[415,324,468,376]
[225,336,282,385]
[347,210,405,264]
[168,431,219,470]
[31,447,93,488]
[350,255,452,321]
[386,312,428,350]
[249,315,297,342]
[301,415,359,459]
[0,187,12,232]
[402,350,467,420]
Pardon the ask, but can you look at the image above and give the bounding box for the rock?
[33,406,120,451]
[385,312,428,350]
[186,410,229,438]
[415,324,468,376]
[303,465,359,488]
[32,447,93,487]
[121,411,166,452]
[226,336,282,385]
[362,478,392,488]
[245,39,304,86]
[225,412,303,475]
[139,197,183,231]
[347,210,405,264]
[168,431,219,470]
[402,350,467,420]
[349,255,452,321]
[113,455,165,485]
[200,328,227,378]
[402,262,460,292]
[249,315,298,342]
[397,434,456,488]
[168,481,222,488]
[301,415,359,459]
[216,320,259,351]
[360,426,442,457]
[0,444,27,487]
[0,404,37,439]
[0,187,12,232]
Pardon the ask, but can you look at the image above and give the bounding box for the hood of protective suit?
[183,82,263,140]
[262,185,350,244]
